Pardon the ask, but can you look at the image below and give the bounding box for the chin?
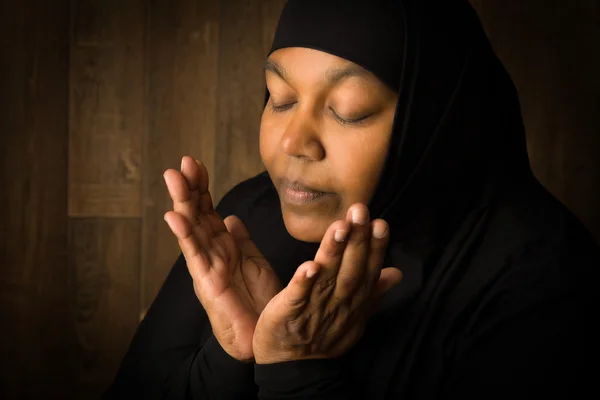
[281,208,330,243]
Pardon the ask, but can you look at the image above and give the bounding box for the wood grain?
[470,0,600,241]
[259,1,287,68]
[68,0,145,218]
[67,0,145,397]
[213,0,285,203]
[141,0,221,312]
[68,218,141,399]
[1,1,599,399]
[0,0,71,398]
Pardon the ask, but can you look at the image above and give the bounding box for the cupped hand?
[252,203,402,364]
[163,156,282,362]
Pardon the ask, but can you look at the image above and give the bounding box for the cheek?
[259,112,279,167]
[330,133,390,206]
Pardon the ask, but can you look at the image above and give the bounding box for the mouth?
[279,178,333,206]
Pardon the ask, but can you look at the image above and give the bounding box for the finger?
[164,167,204,233]
[164,157,228,239]
[364,268,402,318]
[371,267,403,300]
[162,171,217,250]
[163,168,192,206]
[312,219,351,299]
[314,220,351,271]
[332,204,371,301]
[223,215,265,261]
[362,219,390,295]
[164,211,211,278]
[181,157,213,213]
[188,158,230,237]
[283,261,320,311]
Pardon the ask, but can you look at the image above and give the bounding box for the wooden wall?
[471,0,600,241]
[0,1,598,398]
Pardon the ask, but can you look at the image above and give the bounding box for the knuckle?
[320,307,339,328]
[349,234,369,248]
[337,272,359,292]
[285,293,307,308]
[314,276,336,296]
[285,318,319,349]
[325,244,343,258]
[285,315,307,332]
[350,289,370,309]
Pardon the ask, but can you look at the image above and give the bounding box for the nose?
[280,108,325,161]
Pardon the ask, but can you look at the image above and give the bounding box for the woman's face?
[260,47,398,242]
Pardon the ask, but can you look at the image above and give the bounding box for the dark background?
[1,0,598,398]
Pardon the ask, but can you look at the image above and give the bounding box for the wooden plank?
[68,1,146,397]
[0,0,71,398]
[470,0,600,241]
[259,1,288,60]
[213,0,286,203]
[142,0,221,312]
[69,0,146,218]
[69,218,141,399]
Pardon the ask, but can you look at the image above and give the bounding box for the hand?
[163,156,282,362]
[252,203,402,364]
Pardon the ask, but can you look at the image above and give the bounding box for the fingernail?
[180,157,185,173]
[306,268,316,278]
[373,224,388,239]
[334,229,348,242]
[352,208,367,225]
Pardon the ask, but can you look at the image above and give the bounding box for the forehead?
[266,47,379,87]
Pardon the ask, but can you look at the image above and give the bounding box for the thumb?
[265,261,319,321]
[367,268,403,315]
[374,267,403,297]
[223,215,266,261]
[283,261,320,309]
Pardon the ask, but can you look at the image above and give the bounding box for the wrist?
[203,335,256,367]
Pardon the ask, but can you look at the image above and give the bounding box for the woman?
[105,0,600,398]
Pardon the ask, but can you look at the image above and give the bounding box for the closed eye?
[269,102,371,126]
[270,102,296,113]
[331,108,371,125]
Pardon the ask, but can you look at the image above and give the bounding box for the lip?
[279,178,332,206]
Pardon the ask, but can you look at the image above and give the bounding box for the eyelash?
[270,102,295,113]
[270,102,369,126]
[332,109,369,126]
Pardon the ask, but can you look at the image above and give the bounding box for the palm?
[163,157,281,361]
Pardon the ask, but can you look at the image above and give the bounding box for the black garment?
[104,174,599,400]
[105,0,600,398]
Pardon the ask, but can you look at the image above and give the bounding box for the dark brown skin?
[163,48,402,364]
[260,47,398,242]
[163,158,282,362]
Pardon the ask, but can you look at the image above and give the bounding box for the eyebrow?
[264,58,369,86]
[264,59,287,81]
